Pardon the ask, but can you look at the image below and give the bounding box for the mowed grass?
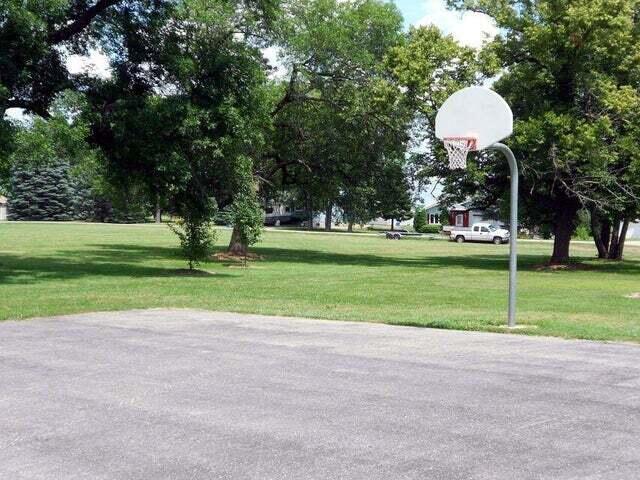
[1,222,639,342]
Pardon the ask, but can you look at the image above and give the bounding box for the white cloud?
[66,49,112,79]
[3,108,30,124]
[262,46,288,80]
[415,0,498,49]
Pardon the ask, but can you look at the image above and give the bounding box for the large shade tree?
[448,0,640,264]
[261,0,412,230]
[79,0,275,258]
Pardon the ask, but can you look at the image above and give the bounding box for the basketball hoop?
[443,137,477,170]
[435,87,519,327]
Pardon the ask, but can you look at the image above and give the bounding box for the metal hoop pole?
[489,143,518,328]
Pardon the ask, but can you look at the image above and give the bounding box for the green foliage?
[422,224,443,234]
[229,194,264,249]
[374,160,413,223]
[413,209,442,234]
[339,185,377,226]
[413,207,428,233]
[5,99,102,220]
[269,0,411,231]
[0,0,70,117]
[9,160,74,221]
[169,218,217,270]
[439,209,450,226]
[229,157,264,249]
[214,206,233,226]
[83,0,273,241]
[573,210,592,241]
[9,111,96,171]
[385,25,485,187]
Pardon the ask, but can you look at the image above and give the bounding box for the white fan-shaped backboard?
[435,87,513,151]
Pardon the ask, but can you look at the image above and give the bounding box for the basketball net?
[443,137,477,170]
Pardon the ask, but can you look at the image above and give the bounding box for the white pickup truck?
[449,222,510,245]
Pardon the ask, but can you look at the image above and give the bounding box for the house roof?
[425,198,486,212]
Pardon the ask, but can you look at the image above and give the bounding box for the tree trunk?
[391,218,395,231]
[227,224,248,256]
[590,211,609,259]
[607,218,621,260]
[155,195,162,224]
[601,218,611,253]
[608,217,630,260]
[616,218,630,260]
[348,221,354,233]
[550,205,578,265]
[324,203,332,231]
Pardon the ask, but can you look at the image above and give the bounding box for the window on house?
[456,214,464,226]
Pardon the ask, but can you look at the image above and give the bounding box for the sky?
[395,0,497,48]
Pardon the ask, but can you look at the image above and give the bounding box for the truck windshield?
[488,225,498,232]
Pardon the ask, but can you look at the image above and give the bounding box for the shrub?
[169,218,217,270]
[413,207,428,233]
[422,224,442,234]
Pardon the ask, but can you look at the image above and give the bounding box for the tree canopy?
[446,0,640,263]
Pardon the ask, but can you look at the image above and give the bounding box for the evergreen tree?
[9,160,74,221]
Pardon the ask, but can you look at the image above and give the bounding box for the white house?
[628,221,640,239]
[424,202,443,225]
[0,196,7,221]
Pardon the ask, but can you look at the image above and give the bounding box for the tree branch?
[49,0,122,44]
[2,99,51,119]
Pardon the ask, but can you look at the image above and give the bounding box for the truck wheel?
[493,237,502,245]
[456,235,465,243]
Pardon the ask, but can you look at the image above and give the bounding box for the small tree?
[169,218,217,271]
[413,207,428,233]
[229,192,264,258]
[228,157,264,257]
[169,195,218,271]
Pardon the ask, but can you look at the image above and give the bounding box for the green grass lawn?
[1,222,639,342]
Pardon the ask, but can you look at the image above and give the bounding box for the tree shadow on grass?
[250,246,640,274]
[1,243,638,286]
[0,244,233,285]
